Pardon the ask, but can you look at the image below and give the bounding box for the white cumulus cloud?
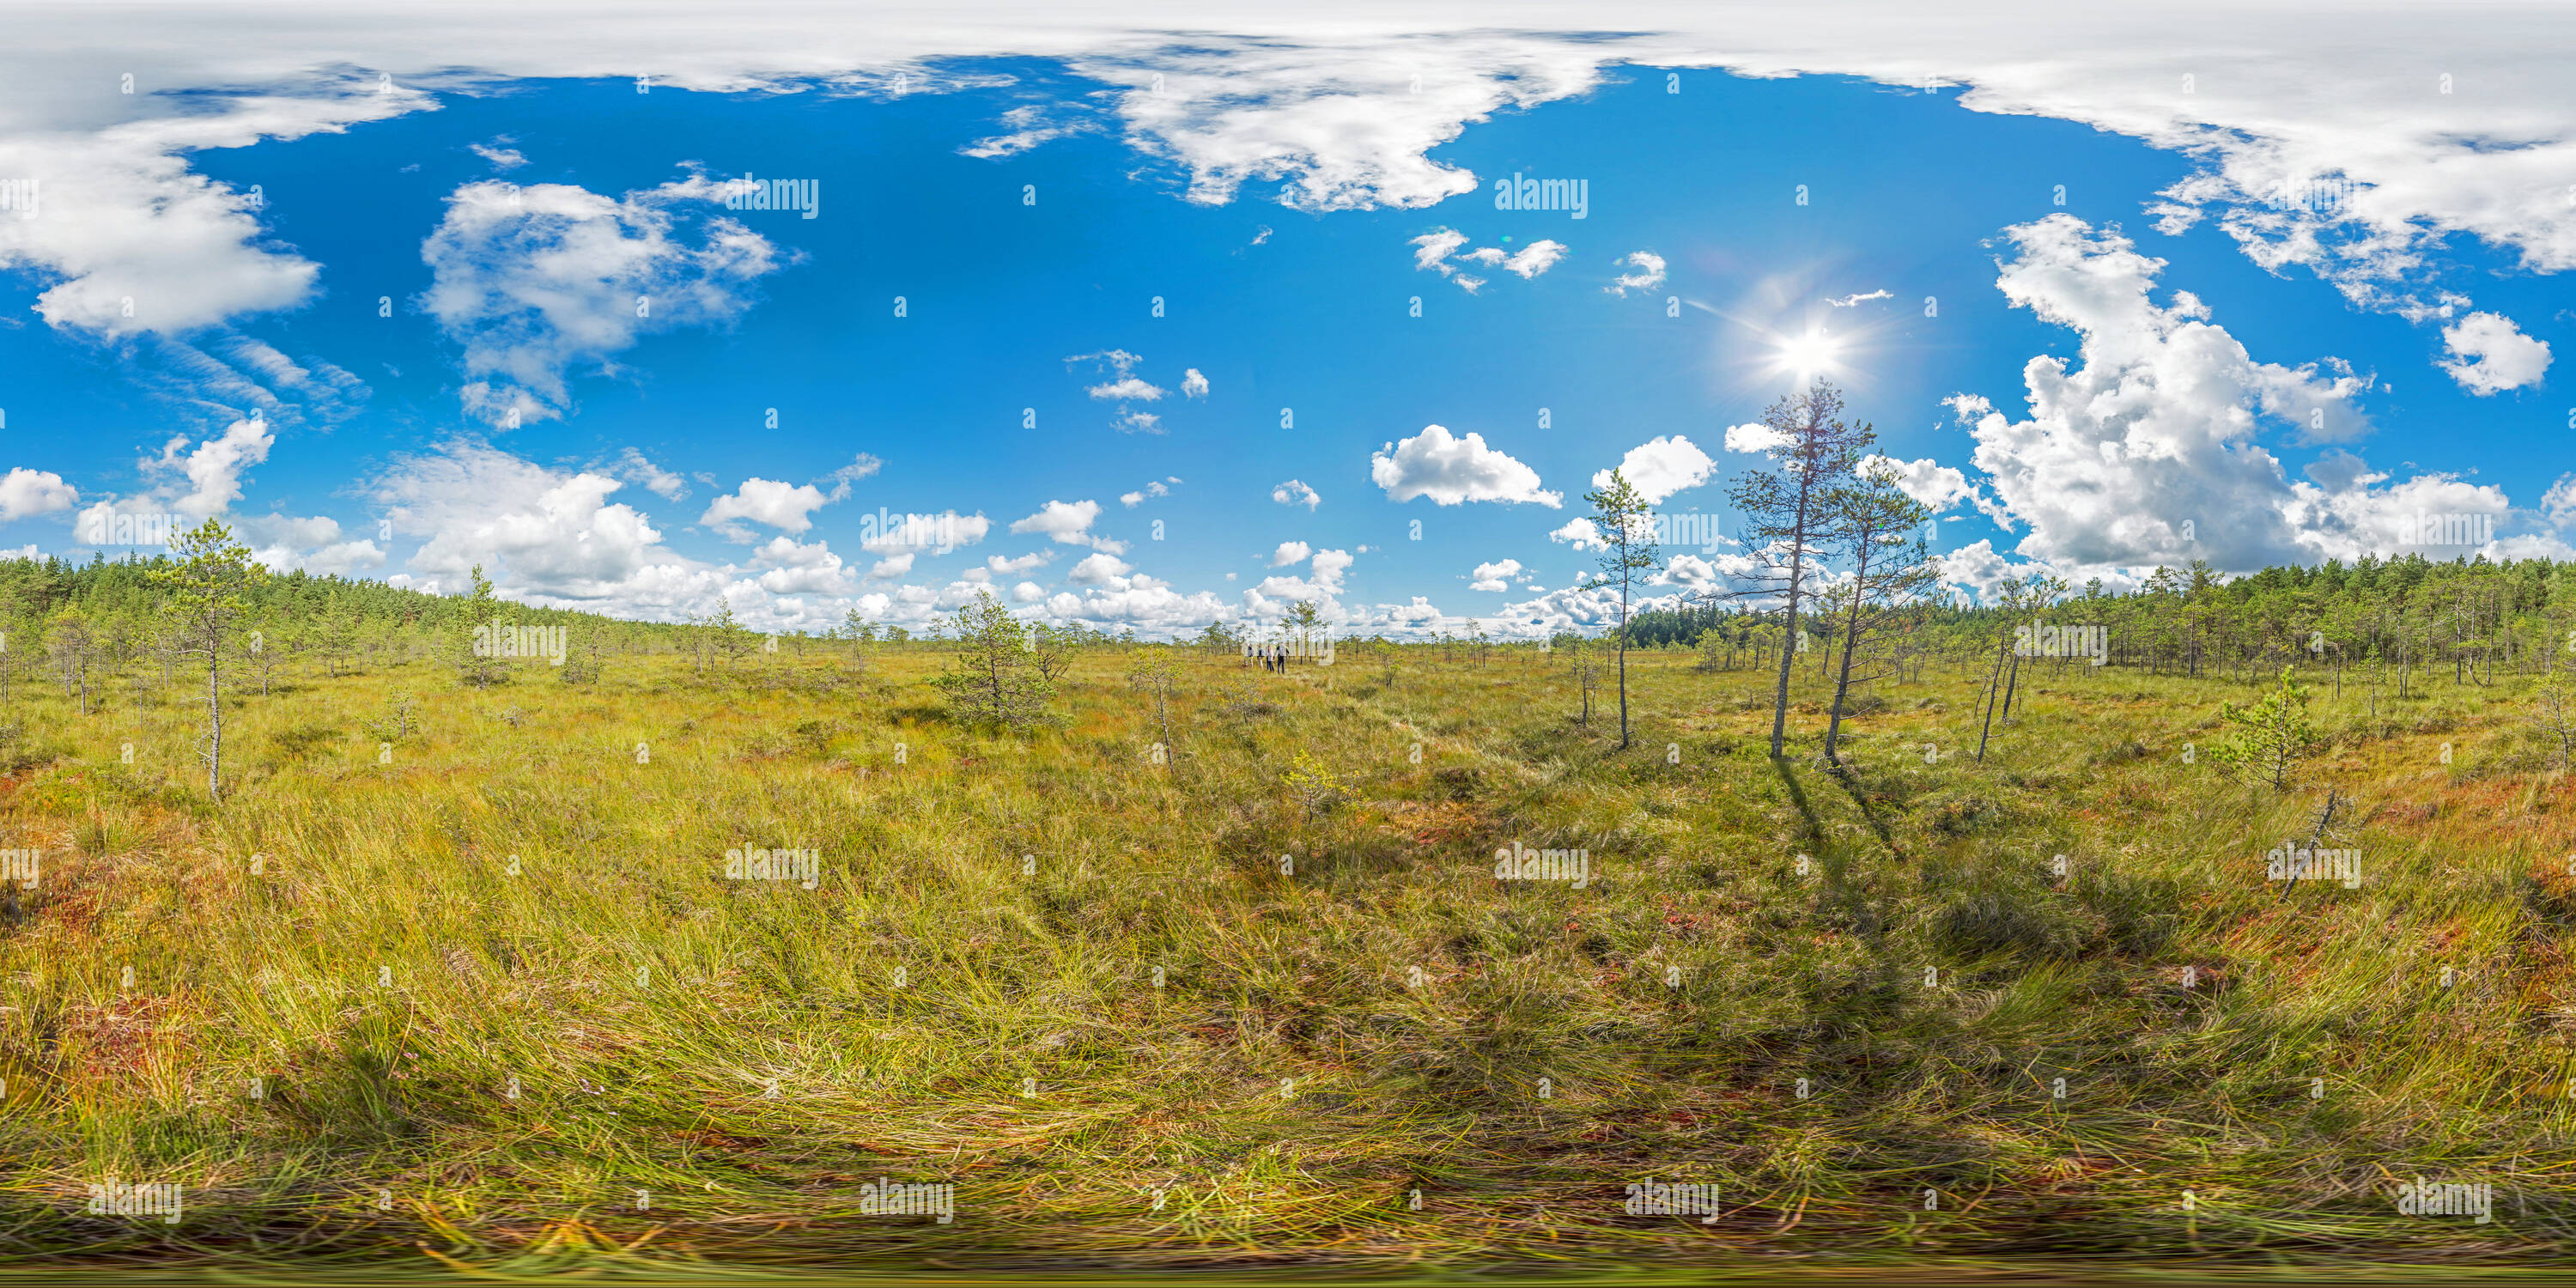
[419,175,781,428]
[1011,498,1126,553]
[608,447,689,501]
[1594,434,1715,505]
[366,438,726,613]
[0,468,78,522]
[702,477,829,538]
[1607,250,1667,296]
[1548,517,1604,549]
[143,415,275,518]
[2438,312,2552,395]
[1120,477,1178,507]
[229,513,384,576]
[471,138,528,170]
[1413,230,1565,289]
[1069,551,1135,584]
[1371,425,1560,507]
[1947,215,2512,578]
[1461,239,1567,277]
[1310,547,1353,588]
[1723,422,1790,454]
[1859,454,1978,513]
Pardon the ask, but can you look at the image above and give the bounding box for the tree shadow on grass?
[1770,751,1902,959]
[1767,752,1827,849]
[1825,759,1905,860]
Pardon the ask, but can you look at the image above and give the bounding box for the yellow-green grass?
[3,641,2574,1273]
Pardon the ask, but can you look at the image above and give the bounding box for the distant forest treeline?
[0,552,666,646]
[1613,552,2576,683]
[5,549,2575,681]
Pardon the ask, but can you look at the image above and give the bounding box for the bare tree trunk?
[1769,578,1804,757]
[1975,635,2007,762]
[206,639,223,799]
[1823,574,1869,764]
[1616,576,1632,750]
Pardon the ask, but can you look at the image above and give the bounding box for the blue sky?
[3,9,2570,636]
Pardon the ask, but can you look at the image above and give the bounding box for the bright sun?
[1775,331,1841,380]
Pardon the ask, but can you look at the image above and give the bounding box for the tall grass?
[3,638,2573,1272]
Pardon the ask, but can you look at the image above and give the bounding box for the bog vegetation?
[6,532,2576,1272]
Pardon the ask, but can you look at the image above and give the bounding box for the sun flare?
[1774,330,1843,380]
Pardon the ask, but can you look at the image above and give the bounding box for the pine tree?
[154,519,263,800]
[318,592,358,678]
[454,564,504,687]
[1578,468,1658,750]
[1975,572,2067,761]
[706,599,756,670]
[1194,621,1242,657]
[1127,644,1181,765]
[1282,748,1350,827]
[1725,381,1874,756]
[932,591,1054,730]
[1820,459,1940,764]
[48,606,94,717]
[1030,622,1077,684]
[1285,599,1325,665]
[1695,628,1726,674]
[2211,665,2317,791]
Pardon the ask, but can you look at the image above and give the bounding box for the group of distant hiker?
[1250,644,1294,671]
